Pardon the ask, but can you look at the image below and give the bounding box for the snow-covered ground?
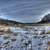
[0,26,50,50]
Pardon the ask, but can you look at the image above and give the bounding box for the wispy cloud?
[0,0,50,23]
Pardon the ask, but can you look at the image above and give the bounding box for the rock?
[11,39,16,42]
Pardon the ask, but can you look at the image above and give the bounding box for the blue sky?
[0,0,50,23]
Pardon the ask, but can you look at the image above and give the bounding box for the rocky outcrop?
[38,14,50,23]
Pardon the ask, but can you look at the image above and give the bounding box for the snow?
[0,26,50,50]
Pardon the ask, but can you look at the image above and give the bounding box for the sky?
[0,0,50,23]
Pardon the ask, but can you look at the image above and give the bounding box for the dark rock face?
[38,14,50,23]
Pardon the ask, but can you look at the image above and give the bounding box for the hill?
[38,14,50,23]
